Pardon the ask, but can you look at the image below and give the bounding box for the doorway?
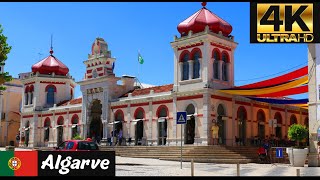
[185,104,196,144]
[89,100,102,142]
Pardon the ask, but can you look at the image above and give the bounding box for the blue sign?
[275,148,283,158]
[177,112,187,124]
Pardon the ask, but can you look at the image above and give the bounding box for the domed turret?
[31,49,69,76]
[177,2,232,37]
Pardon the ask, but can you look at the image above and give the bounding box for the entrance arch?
[185,104,196,144]
[157,105,168,145]
[257,109,266,140]
[134,108,145,145]
[217,104,226,145]
[57,116,64,145]
[113,110,124,137]
[237,106,247,145]
[89,99,102,142]
[24,121,30,147]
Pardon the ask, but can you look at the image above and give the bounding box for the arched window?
[257,109,266,139]
[290,114,297,125]
[134,108,145,120]
[114,110,124,131]
[46,85,56,105]
[71,114,79,138]
[222,53,228,81]
[182,53,189,80]
[213,51,220,79]
[44,118,50,142]
[157,105,168,118]
[29,85,34,104]
[24,86,29,105]
[193,51,201,79]
[70,89,73,99]
[274,112,282,138]
[57,116,64,126]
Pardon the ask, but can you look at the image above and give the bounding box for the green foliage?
[0,24,13,90]
[288,124,308,148]
[72,134,84,140]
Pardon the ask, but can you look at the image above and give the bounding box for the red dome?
[177,7,232,37]
[31,51,69,76]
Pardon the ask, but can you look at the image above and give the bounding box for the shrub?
[72,134,83,140]
[287,124,308,148]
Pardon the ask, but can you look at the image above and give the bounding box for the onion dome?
[31,49,69,76]
[177,2,232,37]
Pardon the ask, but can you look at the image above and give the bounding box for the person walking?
[211,121,219,145]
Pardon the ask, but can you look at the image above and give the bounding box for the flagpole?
[138,50,140,86]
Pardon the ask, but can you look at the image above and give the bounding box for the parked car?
[54,139,99,151]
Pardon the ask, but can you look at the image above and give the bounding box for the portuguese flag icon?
[0,151,38,176]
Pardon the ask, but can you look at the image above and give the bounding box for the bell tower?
[171,2,238,92]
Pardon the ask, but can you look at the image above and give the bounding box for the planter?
[286,147,308,167]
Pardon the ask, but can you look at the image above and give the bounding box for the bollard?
[296,169,300,176]
[191,159,194,176]
[237,163,240,176]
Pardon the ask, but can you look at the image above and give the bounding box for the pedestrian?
[211,121,219,145]
[15,132,20,146]
[118,129,123,146]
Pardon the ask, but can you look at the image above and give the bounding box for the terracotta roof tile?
[58,98,82,106]
[121,84,173,97]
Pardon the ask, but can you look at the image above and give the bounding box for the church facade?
[18,3,308,147]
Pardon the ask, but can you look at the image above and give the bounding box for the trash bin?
[9,141,14,146]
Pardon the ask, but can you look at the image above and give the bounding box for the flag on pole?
[138,53,144,64]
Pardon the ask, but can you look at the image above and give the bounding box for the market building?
[18,3,308,148]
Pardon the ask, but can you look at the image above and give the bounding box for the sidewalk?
[115,156,320,176]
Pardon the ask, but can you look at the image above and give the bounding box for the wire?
[235,62,306,82]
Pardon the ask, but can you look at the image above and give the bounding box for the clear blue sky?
[0,2,308,99]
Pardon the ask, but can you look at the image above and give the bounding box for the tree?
[0,24,13,91]
[287,123,308,148]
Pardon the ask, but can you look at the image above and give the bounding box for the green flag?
[138,53,144,64]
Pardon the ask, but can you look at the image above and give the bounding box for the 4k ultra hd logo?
[250,3,320,43]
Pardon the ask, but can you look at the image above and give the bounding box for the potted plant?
[286,124,309,167]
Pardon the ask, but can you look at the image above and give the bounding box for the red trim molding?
[235,101,251,106]
[211,95,232,101]
[111,105,127,109]
[131,102,149,107]
[55,112,67,116]
[25,82,35,85]
[152,99,173,105]
[177,95,203,101]
[97,67,103,71]
[86,69,92,73]
[210,42,232,51]
[302,112,308,115]
[40,81,66,85]
[178,42,204,51]
[22,115,33,118]
[70,110,82,114]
